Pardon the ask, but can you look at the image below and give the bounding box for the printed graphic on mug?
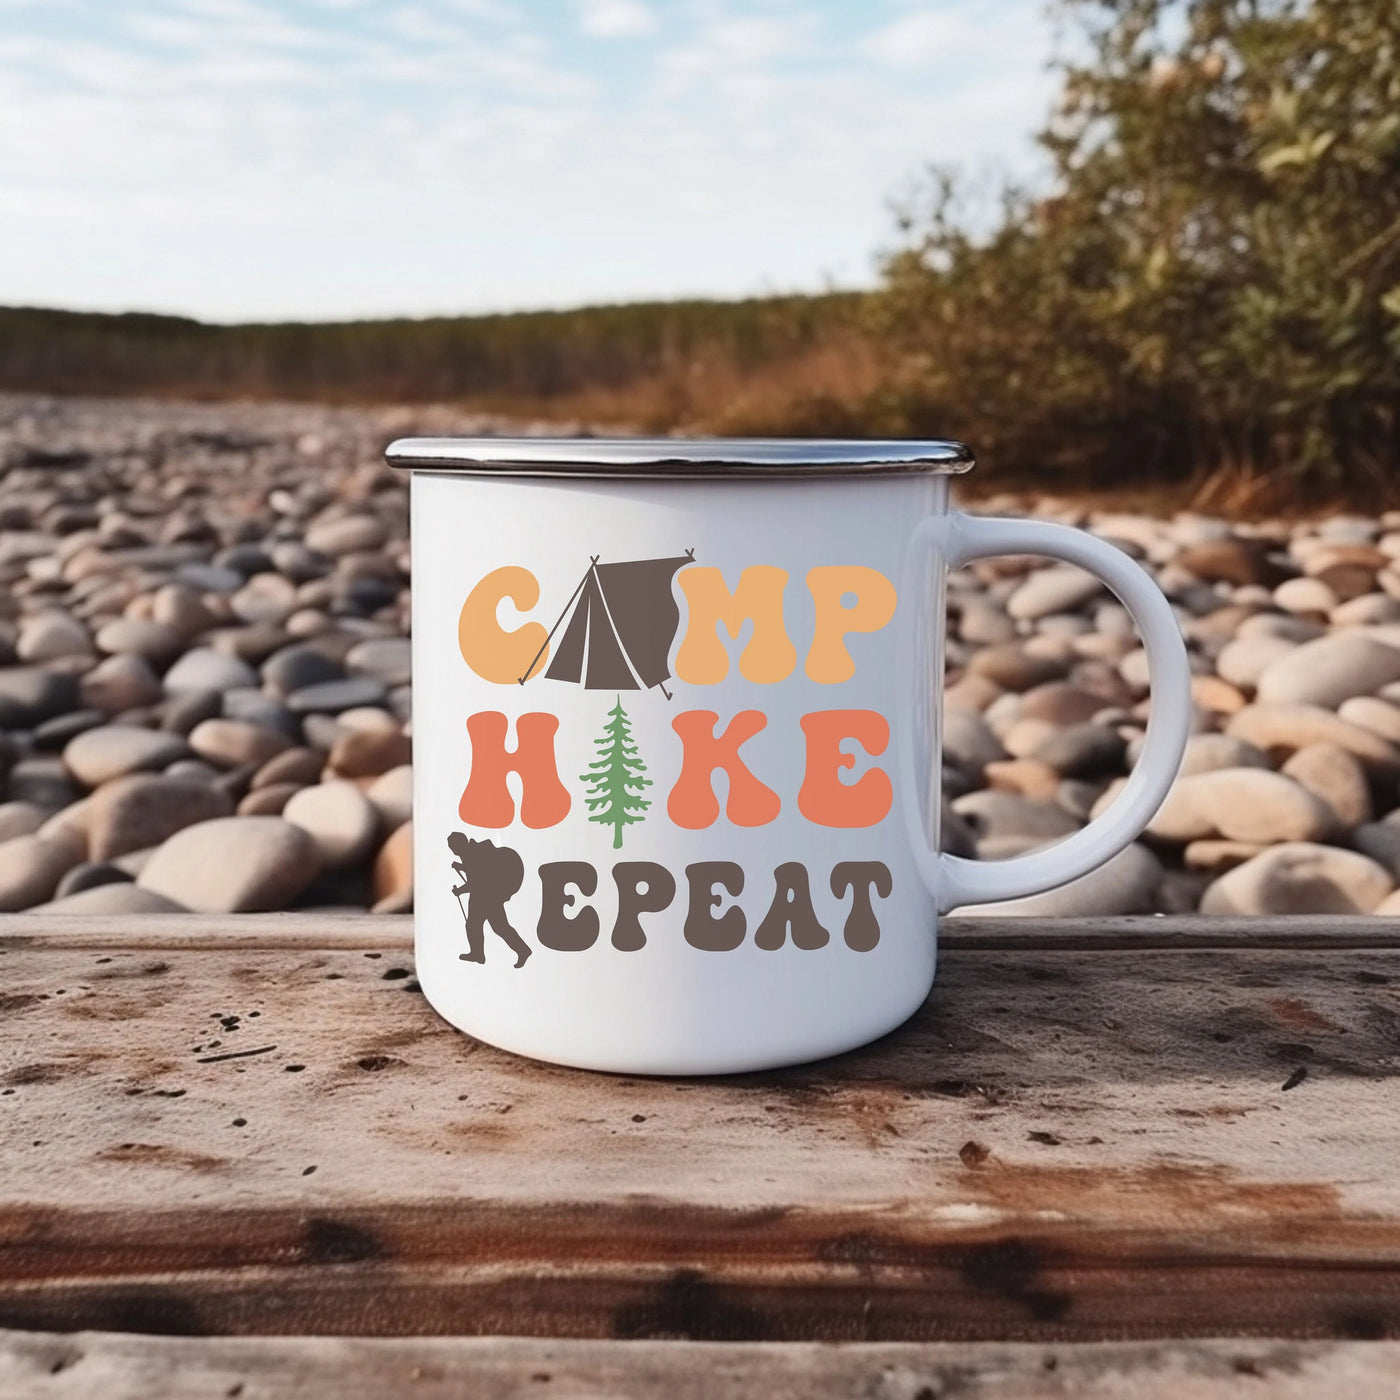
[449,551,899,969]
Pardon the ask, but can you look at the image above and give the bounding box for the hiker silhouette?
[447,832,530,969]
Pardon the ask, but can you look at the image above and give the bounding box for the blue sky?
[0,0,1056,321]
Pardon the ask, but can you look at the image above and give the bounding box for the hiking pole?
[451,864,471,933]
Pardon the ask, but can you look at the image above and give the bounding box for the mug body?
[409,461,955,1075]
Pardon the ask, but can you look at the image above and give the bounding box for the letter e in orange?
[798,710,892,828]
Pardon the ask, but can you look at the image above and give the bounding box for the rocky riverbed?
[3,393,1400,917]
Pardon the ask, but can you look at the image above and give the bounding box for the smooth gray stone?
[1033,723,1128,778]
[0,668,79,727]
[163,647,258,693]
[285,677,388,715]
[32,709,107,752]
[6,757,80,811]
[262,644,345,698]
[53,861,133,899]
[175,562,244,593]
[221,688,299,738]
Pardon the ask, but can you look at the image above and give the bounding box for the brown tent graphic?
[521,551,695,699]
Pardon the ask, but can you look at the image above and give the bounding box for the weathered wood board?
[0,914,1397,1342]
[4,1330,1400,1400]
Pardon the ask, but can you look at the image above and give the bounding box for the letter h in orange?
[460,712,571,829]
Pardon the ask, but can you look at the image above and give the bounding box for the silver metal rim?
[384,436,975,478]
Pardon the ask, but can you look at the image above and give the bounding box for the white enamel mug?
[388,438,1191,1075]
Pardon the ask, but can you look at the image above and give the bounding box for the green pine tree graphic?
[580,697,651,848]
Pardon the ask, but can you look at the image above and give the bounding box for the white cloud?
[652,12,813,99]
[576,0,656,39]
[860,7,984,68]
[0,0,1057,319]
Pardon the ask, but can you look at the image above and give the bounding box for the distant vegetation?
[0,296,879,439]
[3,0,1396,507]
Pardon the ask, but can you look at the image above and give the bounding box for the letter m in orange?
[460,712,571,829]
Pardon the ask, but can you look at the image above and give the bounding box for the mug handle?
[918,511,1193,913]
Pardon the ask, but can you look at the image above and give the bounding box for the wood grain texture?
[6,911,1400,951]
[3,1330,1399,1399]
[0,916,1397,1341]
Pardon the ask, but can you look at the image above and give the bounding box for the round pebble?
[306,515,389,556]
[1200,843,1392,915]
[1280,743,1372,829]
[81,653,164,712]
[984,757,1061,801]
[1147,768,1335,845]
[221,689,298,736]
[952,789,1082,850]
[32,708,107,751]
[151,583,218,637]
[1176,539,1275,587]
[238,783,302,816]
[283,780,380,869]
[86,773,235,863]
[17,611,92,661]
[163,647,259,694]
[1031,723,1126,778]
[137,816,322,913]
[63,725,190,788]
[252,746,327,789]
[0,831,83,911]
[372,819,413,912]
[1336,696,1400,744]
[1006,565,1103,621]
[1017,682,1113,726]
[1273,576,1337,615]
[53,861,132,899]
[262,643,345,698]
[1226,703,1400,775]
[0,668,80,728]
[966,644,1069,692]
[0,802,47,844]
[941,712,1006,777]
[188,719,293,769]
[366,765,412,831]
[1256,633,1400,708]
[36,883,188,914]
[94,618,183,663]
[285,677,388,715]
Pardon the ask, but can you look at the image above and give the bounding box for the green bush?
[875,0,1400,499]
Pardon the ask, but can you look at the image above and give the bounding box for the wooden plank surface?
[0,915,1397,1342]
[3,1330,1400,1399]
[8,911,1400,951]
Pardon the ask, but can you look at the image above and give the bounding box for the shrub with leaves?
[878,0,1400,503]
